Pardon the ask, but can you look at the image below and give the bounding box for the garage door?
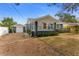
[16,27,23,32]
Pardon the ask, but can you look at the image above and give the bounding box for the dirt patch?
[0,33,60,56]
[2,39,61,56]
[0,33,79,56]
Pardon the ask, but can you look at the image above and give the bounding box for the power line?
[10,4,25,20]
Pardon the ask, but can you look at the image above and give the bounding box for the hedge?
[31,31,58,37]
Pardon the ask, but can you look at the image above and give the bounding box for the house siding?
[30,22,55,31]
[26,15,64,32]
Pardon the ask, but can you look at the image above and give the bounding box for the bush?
[31,31,58,37]
[23,27,26,32]
[27,29,32,35]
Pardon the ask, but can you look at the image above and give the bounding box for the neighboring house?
[62,23,79,32]
[13,24,25,33]
[63,23,79,27]
[26,15,63,32]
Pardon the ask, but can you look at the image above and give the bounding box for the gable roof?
[36,15,56,21]
[14,24,24,27]
[27,15,60,23]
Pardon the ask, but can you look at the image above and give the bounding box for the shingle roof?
[14,24,24,27]
[67,23,79,26]
[27,15,60,23]
[62,22,79,26]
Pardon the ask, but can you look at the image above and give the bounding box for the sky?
[0,3,79,24]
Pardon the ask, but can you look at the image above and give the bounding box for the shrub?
[23,27,26,32]
[9,29,12,33]
[31,31,58,37]
[27,29,32,35]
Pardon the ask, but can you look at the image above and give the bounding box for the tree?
[15,3,79,13]
[1,17,17,33]
[61,3,79,13]
[0,22,2,26]
[55,13,78,23]
[48,3,79,13]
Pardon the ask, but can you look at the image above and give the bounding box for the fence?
[0,27,9,36]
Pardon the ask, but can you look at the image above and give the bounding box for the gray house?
[26,15,63,32]
[26,15,63,36]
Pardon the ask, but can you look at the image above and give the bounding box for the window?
[48,24,53,29]
[56,24,63,29]
[30,24,34,30]
[50,24,53,29]
[60,24,63,29]
[48,25,50,29]
[56,24,59,29]
[43,23,46,29]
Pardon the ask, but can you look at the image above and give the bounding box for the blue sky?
[0,3,79,24]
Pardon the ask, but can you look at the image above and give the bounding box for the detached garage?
[13,24,25,33]
[0,27,9,36]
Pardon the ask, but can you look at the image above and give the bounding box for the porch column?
[54,22,56,31]
[35,21,38,37]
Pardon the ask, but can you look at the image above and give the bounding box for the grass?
[39,35,79,56]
